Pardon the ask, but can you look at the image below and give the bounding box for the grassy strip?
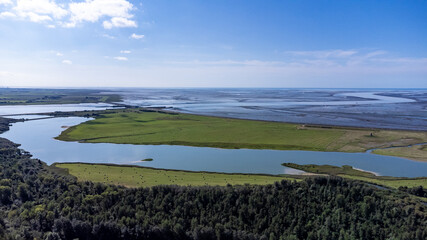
[54,163,300,188]
[282,163,376,177]
[282,163,427,189]
[338,175,427,189]
[373,144,427,162]
[56,109,427,154]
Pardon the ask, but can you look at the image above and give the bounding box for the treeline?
[0,118,19,135]
[0,137,426,239]
[398,186,427,198]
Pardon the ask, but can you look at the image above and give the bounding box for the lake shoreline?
[55,162,427,189]
[53,108,427,162]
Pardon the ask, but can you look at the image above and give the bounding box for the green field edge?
[372,144,427,162]
[56,123,427,157]
[0,94,122,106]
[282,163,427,189]
[54,108,427,156]
[54,162,304,188]
[53,162,304,178]
[56,131,326,152]
[0,88,123,106]
[54,162,427,202]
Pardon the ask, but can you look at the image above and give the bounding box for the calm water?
[0,103,116,116]
[2,116,426,177]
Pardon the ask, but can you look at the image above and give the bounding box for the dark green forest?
[0,120,426,239]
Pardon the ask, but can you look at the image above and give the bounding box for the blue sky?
[0,0,426,88]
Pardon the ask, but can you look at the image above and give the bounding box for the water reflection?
[0,103,116,116]
[1,117,426,177]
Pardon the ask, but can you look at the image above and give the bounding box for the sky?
[0,0,426,88]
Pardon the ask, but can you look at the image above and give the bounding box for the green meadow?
[282,163,377,177]
[56,162,426,190]
[55,163,298,188]
[282,163,427,189]
[373,144,427,162]
[56,110,427,155]
[340,175,427,189]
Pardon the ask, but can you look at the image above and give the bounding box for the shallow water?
[115,88,427,130]
[1,117,426,177]
[0,103,116,116]
[5,115,52,120]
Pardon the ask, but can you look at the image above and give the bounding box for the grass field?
[339,175,427,189]
[57,109,427,155]
[282,163,427,189]
[55,163,298,188]
[373,144,427,162]
[282,163,376,177]
[55,162,426,190]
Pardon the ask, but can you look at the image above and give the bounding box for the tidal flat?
[117,88,427,131]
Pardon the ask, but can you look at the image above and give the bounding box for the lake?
[0,103,116,116]
[2,116,426,177]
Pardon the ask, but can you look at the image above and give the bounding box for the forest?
[0,131,426,239]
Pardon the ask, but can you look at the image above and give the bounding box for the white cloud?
[168,60,286,67]
[166,50,427,74]
[373,57,427,64]
[363,50,387,58]
[101,33,115,39]
[62,21,76,28]
[62,60,72,64]
[68,0,135,29]
[103,16,136,29]
[0,0,137,28]
[114,56,128,61]
[286,49,358,58]
[120,50,131,54]
[13,0,68,22]
[25,12,52,22]
[56,52,63,56]
[282,49,401,69]
[346,51,387,66]
[0,11,16,18]
[2,51,426,88]
[130,33,144,39]
[0,0,12,5]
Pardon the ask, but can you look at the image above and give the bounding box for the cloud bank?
[0,0,137,29]
[2,48,425,88]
